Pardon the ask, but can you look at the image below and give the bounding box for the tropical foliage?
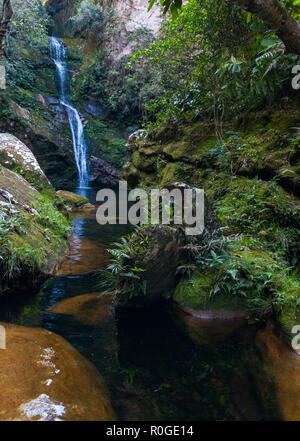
[128,0,299,135]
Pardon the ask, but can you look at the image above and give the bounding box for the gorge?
[0,0,299,423]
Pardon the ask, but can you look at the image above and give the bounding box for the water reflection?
[0,187,267,421]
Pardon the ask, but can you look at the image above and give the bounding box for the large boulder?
[0,322,116,421]
[142,226,186,303]
[117,225,187,307]
[0,165,70,295]
[0,133,53,193]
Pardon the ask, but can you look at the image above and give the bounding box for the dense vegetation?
[99,0,300,338]
[0,0,299,340]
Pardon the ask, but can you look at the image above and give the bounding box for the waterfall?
[50,37,89,188]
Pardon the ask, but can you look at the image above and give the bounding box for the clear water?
[50,37,89,188]
[0,189,267,421]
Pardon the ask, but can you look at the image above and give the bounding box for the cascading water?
[50,37,89,188]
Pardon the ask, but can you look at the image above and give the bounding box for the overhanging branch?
[226,0,300,55]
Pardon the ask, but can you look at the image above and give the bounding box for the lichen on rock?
[0,133,53,193]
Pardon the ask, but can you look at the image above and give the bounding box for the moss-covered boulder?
[122,163,142,188]
[0,165,70,296]
[132,151,157,173]
[231,104,300,194]
[174,267,251,312]
[56,190,93,209]
[272,274,300,339]
[173,249,276,314]
[0,133,53,193]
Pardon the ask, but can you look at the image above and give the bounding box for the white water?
[50,37,89,188]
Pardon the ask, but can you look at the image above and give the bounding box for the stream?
[0,36,276,421]
[0,188,267,421]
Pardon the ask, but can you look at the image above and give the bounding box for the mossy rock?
[139,143,162,156]
[132,151,157,173]
[160,163,178,185]
[0,166,70,295]
[122,163,141,188]
[228,105,300,192]
[0,97,76,188]
[0,133,54,194]
[173,249,275,313]
[210,176,300,260]
[273,274,300,339]
[56,190,90,208]
[173,267,251,311]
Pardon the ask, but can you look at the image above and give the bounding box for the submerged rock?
[54,222,110,276]
[0,322,116,421]
[46,293,114,326]
[171,303,249,345]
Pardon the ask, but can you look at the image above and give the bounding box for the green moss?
[123,164,142,187]
[56,190,90,208]
[84,118,128,169]
[173,267,251,311]
[272,273,300,339]
[132,151,157,172]
[210,176,300,261]
[0,167,70,294]
[174,249,277,313]
[160,163,177,185]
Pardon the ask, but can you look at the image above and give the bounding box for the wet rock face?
[0,322,116,421]
[84,103,103,117]
[254,322,300,421]
[90,156,119,189]
[125,225,187,307]
[0,133,53,192]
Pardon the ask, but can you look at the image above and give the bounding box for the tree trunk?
[0,0,13,59]
[227,0,300,55]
